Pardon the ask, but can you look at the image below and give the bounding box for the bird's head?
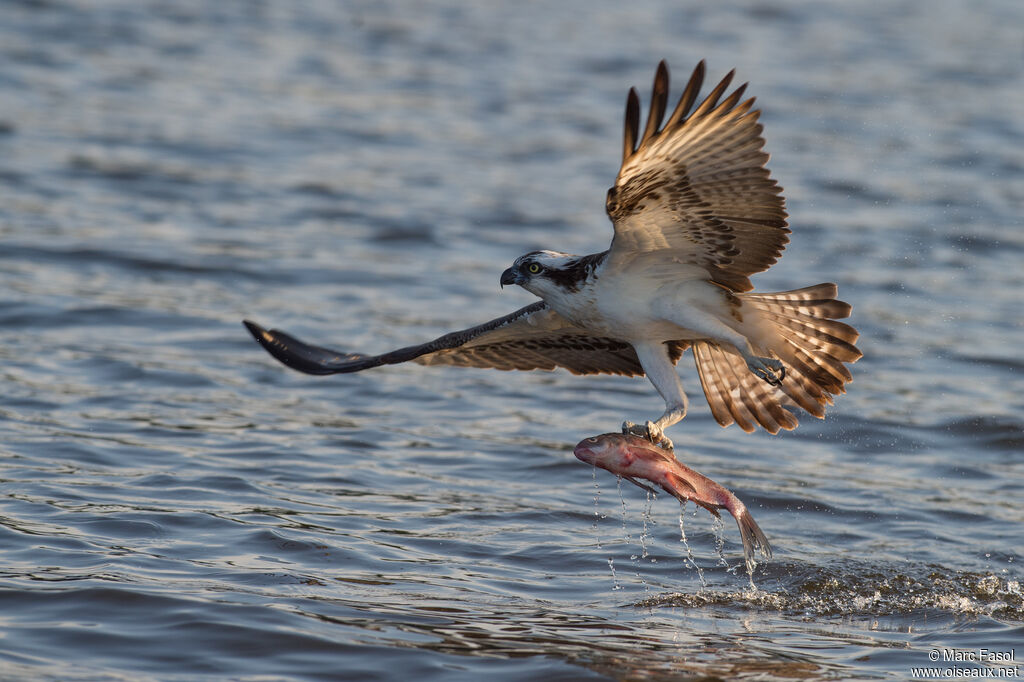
[499,250,583,298]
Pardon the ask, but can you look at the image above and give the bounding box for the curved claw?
[747,356,786,387]
[621,420,674,451]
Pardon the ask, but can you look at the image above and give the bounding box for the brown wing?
[415,304,643,375]
[606,61,790,292]
[245,305,692,378]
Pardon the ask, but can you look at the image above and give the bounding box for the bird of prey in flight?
[244,61,861,450]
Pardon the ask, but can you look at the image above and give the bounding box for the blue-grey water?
[2,1,1022,680]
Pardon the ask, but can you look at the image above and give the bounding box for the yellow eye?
[527,263,542,274]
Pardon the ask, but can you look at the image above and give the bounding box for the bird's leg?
[622,402,686,450]
[624,342,689,451]
[652,295,787,387]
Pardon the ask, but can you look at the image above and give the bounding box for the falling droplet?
[614,477,646,590]
[591,466,603,549]
[710,514,729,569]
[608,557,621,590]
[616,476,631,545]
[640,489,655,560]
[678,501,707,589]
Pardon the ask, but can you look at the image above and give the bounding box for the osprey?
[244,61,861,450]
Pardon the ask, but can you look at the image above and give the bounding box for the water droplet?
[678,501,707,589]
[607,557,620,590]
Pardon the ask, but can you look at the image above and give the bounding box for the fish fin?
[737,509,773,564]
[699,503,722,518]
[665,471,724,518]
[663,471,696,495]
[622,476,659,496]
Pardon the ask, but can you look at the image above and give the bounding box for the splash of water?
[636,566,1024,620]
[708,514,759,585]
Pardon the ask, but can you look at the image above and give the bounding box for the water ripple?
[1,1,1022,680]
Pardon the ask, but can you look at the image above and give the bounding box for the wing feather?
[244,304,689,378]
[243,302,548,374]
[607,62,790,292]
[663,60,705,130]
[621,88,640,164]
[640,62,669,147]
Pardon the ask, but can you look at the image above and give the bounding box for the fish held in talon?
[574,433,772,570]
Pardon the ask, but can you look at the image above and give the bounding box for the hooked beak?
[499,267,519,288]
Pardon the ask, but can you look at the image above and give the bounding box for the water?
[1,1,1022,679]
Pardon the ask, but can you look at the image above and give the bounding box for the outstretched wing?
[244,303,690,377]
[606,61,790,292]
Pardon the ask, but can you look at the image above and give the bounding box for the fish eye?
[586,436,599,443]
[527,262,542,274]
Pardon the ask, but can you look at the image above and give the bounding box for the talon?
[621,420,673,451]
[645,421,675,451]
[747,356,785,387]
[621,420,648,439]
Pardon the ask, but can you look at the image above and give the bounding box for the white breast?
[542,260,707,341]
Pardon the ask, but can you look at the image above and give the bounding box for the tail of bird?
[692,283,862,434]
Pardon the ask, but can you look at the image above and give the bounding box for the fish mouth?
[573,444,596,463]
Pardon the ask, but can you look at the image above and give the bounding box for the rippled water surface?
[2,1,1022,680]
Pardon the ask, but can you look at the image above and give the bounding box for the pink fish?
[574,433,772,569]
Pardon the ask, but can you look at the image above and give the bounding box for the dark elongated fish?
[574,433,772,570]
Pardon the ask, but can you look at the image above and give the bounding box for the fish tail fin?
[736,506,773,568]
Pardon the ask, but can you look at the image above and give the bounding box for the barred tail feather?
[693,341,800,433]
[693,283,861,434]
